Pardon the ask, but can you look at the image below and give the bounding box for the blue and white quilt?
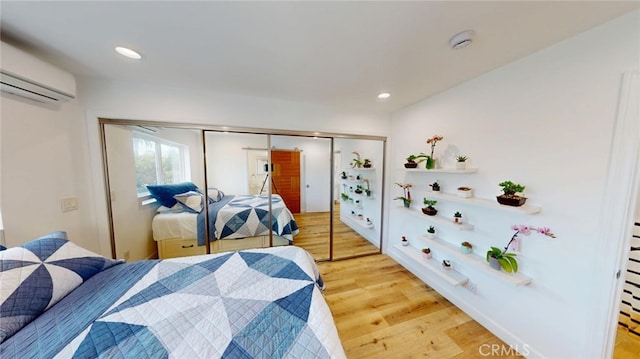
[1,245,345,358]
[197,194,299,245]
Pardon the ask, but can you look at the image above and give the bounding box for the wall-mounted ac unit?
[0,41,76,104]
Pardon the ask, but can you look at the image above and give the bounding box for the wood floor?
[614,325,640,358]
[294,203,380,260]
[317,254,523,358]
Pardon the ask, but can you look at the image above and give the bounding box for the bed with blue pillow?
[0,231,345,358]
[148,182,299,257]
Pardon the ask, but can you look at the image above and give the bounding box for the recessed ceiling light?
[377,92,391,99]
[115,46,142,59]
[449,30,475,50]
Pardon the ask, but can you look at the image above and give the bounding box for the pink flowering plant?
[419,135,443,169]
[486,225,556,273]
[425,135,444,159]
[394,183,412,206]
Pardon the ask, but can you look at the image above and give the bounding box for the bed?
[0,231,345,358]
[147,183,299,258]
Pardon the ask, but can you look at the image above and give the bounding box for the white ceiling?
[1,1,638,112]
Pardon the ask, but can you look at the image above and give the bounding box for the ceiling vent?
[0,41,76,104]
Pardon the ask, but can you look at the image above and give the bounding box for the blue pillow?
[146,182,199,208]
[0,231,123,343]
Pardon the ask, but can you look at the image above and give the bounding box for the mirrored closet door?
[101,119,385,263]
[333,138,385,259]
[270,134,332,261]
[103,124,206,261]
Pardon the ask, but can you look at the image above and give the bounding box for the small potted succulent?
[429,181,440,192]
[422,199,438,216]
[426,226,436,239]
[497,180,527,207]
[441,259,452,271]
[460,241,473,254]
[401,235,409,246]
[340,171,347,179]
[421,248,432,259]
[363,158,372,168]
[456,155,468,170]
[453,211,463,224]
[355,185,363,194]
[457,186,473,198]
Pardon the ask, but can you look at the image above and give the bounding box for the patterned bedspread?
[1,246,345,358]
[198,194,299,245]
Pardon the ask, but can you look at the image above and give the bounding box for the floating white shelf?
[418,235,532,286]
[403,168,478,174]
[342,214,374,229]
[350,167,376,171]
[399,207,474,230]
[427,191,541,215]
[395,244,468,286]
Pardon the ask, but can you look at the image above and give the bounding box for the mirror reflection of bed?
[102,121,384,263]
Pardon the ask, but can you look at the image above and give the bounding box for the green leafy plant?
[406,154,428,163]
[454,211,462,218]
[427,226,435,234]
[456,155,468,162]
[498,181,525,195]
[423,198,437,207]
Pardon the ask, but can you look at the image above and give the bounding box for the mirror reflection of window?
[132,132,190,196]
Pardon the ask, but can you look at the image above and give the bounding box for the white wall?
[0,93,100,252]
[386,10,640,359]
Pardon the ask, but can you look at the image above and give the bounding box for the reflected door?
[271,150,301,213]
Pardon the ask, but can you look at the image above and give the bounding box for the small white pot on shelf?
[457,187,473,198]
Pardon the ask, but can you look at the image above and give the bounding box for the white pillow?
[174,191,204,213]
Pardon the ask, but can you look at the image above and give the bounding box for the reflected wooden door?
[271,150,301,213]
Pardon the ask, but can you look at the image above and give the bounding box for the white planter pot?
[456,162,466,170]
[457,189,473,198]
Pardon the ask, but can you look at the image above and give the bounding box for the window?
[133,132,190,196]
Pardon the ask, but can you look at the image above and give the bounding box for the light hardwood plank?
[318,253,524,358]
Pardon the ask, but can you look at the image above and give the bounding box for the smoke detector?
[449,30,475,49]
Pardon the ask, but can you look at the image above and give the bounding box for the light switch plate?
[61,197,78,212]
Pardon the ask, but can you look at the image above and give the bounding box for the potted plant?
[355,185,363,194]
[363,179,371,197]
[422,198,438,215]
[456,155,468,170]
[363,159,372,168]
[486,224,556,272]
[441,259,452,271]
[401,235,409,246]
[395,183,412,208]
[453,211,463,224]
[404,154,418,168]
[486,246,518,272]
[340,171,347,179]
[425,135,444,169]
[457,186,473,198]
[421,248,432,259]
[352,151,363,168]
[426,226,436,239]
[340,193,350,201]
[460,241,473,254]
[497,180,527,207]
[429,181,440,192]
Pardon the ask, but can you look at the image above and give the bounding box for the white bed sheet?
[151,211,197,241]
